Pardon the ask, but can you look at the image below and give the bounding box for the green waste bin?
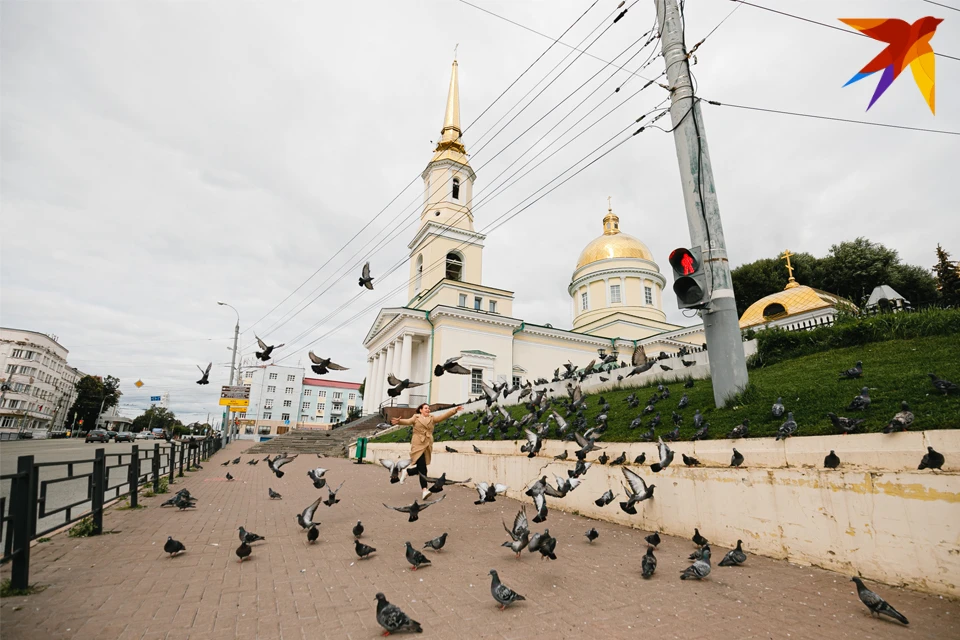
[355,437,368,463]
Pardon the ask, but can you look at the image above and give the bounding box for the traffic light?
[668,246,709,309]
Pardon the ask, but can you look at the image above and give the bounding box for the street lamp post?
[218,301,240,447]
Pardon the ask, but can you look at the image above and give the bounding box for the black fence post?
[152,443,161,492]
[128,445,139,508]
[10,455,34,591]
[177,442,184,477]
[168,443,175,484]
[91,448,105,535]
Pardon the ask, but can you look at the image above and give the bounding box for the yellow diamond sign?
[134,379,144,388]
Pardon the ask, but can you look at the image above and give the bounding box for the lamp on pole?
[218,301,240,446]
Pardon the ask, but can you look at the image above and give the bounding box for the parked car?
[135,432,155,440]
[114,432,135,442]
[85,429,110,443]
[106,430,118,440]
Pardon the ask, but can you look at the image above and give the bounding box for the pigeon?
[323,480,344,507]
[824,450,841,469]
[489,570,526,610]
[884,401,914,433]
[474,483,507,505]
[692,409,703,430]
[236,541,251,563]
[220,460,231,467]
[928,372,959,395]
[680,546,711,580]
[641,547,657,578]
[594,489,617,508]
[682,359,696,367]
[776,412,798,441]
[664,426,680,442]
[246,459,259,465]
[225,472,234,481]
[379,458,411,484]
[554,450,569,461]
[660,364,672,371]
[308,467,328,489]
[532,492,548,524]
[472,445,483,454]
[847,387,871,411]
[164,536,185,557]
[684,378,695,388]
[434,355,470,376]
[160,489,193,507]
[644,531,661,547]
[423,532,448,552]
[383,494,446,523]
[355,539,377,559]
[196,362,211,385]
[682,453,700,467]
[296,496,323,529]
[387,374,426,398]
[404,541,431,571]
[772,397,785,418]
[827,413,864,435]
[918,446,945,470]
[851,577,909,625]
[353,521,364,538]
[610,451,626,465]
[731,449,744,467]
[254,336,284,362]
[307,524,319,544]
[170,492,196,510]
[536,529,558,560]
[268,454,297,479]
[691,422,709,441]
[619,467,655,514]
[239,526,265,545]
[597,452,609,465]
[358,261,375,290]
[689,543,711,561]
[268,487,282,499]
[677,394,689,409]
[633,452,646,465]
[839,361,863,379]
[584,528,599,543]
[569,459,592,479]
[232,457,241,464]
[718,540,747,566]
[650,437,674,473]
[375,593,422,635]
[693,528,708,546]
[727,420,749,439]
[445,446,459,453]
[307,352,348,375]
[502,507,530,559]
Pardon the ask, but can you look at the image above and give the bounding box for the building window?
[285,387,293,394]
[287,374,296,382]
[237,412,246,419]
[283,400,292,407]
[581,291,588,311]
[281,413,290,421]
[471,369,483,395]
[644,286,653,305]
[244,426,254,435]
[303,389,312,396]
[489,300,497,313]
[269,372,278,380]
[512,375,521,387]
[415,254,423,292]
[317,403,325,412]
[459,293,467,307]
[333,392,342,400]
[610,283,621,304]
[302,401,310,409]
[263,412,272,420]
[474,296,482,310]
[452,177,460,200]
[446,252,463,281]
[318,391,326,398]
[300,414,309,422]
[264,399,273,409]
[258,425,271,435]
[267,385,276,393]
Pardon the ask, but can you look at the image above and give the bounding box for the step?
[244,415,385,456]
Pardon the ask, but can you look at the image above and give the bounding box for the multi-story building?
[0,328,77,432]
[299,379,362,426]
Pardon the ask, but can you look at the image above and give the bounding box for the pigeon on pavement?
[731,449,744,467]
[693,528,708,546]
[225,472,234,481]
[355,539,377,559]
[423,533,448,552]
[307,524,319,544]
[718,540,747,566]
[633,452,646,465]
[236,541,251,563]
[502,507,530,559]
[641,547,657,578]
[268,487,282,499]
[851,577,909,624]
[682,453,700,467]
[375,593,422,635]
[164,536,185,557]
[323,481,344,507]
[884,401,914,433]
[918,446,945,470]
[489,570,526,610]
[239,526,265,544]
[824,450,841,469]
[680,546,711,580]
[776,412,798,441]
[383,494,446,522]
[353,521,364,538]
[404,541,431,570]
[585,528,599,543]
[645,531,661,547]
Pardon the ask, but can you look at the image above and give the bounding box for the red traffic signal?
[669,248,698,276]
[668,246,709,309]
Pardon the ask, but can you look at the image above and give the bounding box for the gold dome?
[739,284,856,329]
[576,208,653,269]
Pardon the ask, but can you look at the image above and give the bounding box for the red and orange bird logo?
[840,16,943,114]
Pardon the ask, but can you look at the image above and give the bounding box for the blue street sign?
[150,396,162,402]
[284,419,290,425]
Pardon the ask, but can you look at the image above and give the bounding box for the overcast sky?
[2,0,957,424]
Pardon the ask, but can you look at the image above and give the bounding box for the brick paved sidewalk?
[2,442,957,640]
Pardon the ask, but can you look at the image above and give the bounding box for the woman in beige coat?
[391,403,463,500]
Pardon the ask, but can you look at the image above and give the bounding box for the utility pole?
[655,0,748,408]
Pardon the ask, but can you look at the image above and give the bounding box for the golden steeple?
[781,249,799,289]
[434,59,467,156]
[602,196,620,235]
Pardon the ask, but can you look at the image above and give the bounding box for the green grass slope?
[373,334,960,444]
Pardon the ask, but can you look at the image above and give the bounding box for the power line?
[922,0,960,13]
[730,0,960,62]
[702,99,960,135]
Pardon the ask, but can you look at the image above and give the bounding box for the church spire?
[434,59,466,155]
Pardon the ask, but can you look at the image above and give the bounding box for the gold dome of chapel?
[576,204,654,269]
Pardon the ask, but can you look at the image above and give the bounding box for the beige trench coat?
[397,407,460,465]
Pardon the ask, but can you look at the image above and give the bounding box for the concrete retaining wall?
[352,429,960,597]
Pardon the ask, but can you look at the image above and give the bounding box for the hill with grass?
[373,333,960,445]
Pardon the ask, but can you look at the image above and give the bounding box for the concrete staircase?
[244,415,385,457]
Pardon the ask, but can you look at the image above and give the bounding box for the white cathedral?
[360,60,708,413]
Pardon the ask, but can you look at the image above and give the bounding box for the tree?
[68,375,121,430]
[358,377,366,398]
[818,237,899,305]
[130,406,180,434]
[933,244,960,307]
[889,263,939,307]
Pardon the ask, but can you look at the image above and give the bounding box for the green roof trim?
[461,349,496,357]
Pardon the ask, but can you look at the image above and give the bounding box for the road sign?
[220,385,250,400]
[219,398,250,408]
[150,396,162,403]
[135,379,144,388]
[228,404,247,412]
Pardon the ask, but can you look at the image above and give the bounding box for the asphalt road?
[1,439,176,537]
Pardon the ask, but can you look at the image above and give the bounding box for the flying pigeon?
[423,532,448,552]
[307,524,319,544]
[296,496,323,529]
[776,412,798,441]
[928,372,959,395]
[353,521,364,538]
[824,450,841,469]
[489,570,526,610]
[238,526,264,545]
[387,373,426,398]
[682,453,701,467]
[164,536,185,557]
[196,362,211,385]
[323,480,344,507]
[644,531,660,547]
[383,494,446,522]
[404,541,431,570]
[730,448,744,467]
[839,361,863,379]
[650,437,674,473]
[772,397,785,418]
[535,529,558,561]
[307,352,348,376]
[847,387,871,411]
[254,336,284,361]
[235,541,251,563]
[502,507,530,559]
[918,446,944,470]
[619,467,655,514]
[641,547,657,578]
[434,355,471,377]
[375,593,423,635]
[851,577,909,625]
[268,487,282,499]
[474,483,507,505]
[718,540,747,566]
[355,539,376,559]
[584,528,599,543]
[884,401,914,433]
[827,412,864,435]
[594,489,617,508]
[680,546,711,580]
[532,492,548,524]
[308,467,328,489]
[268,454,297,478]
[358,261,375,290]
[379,458,411,484]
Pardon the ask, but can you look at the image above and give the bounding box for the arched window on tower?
[452,177,460,200]
[415,255,423,292]
[446,252,463,281]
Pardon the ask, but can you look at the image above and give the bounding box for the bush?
[68,517,96,538]
[156,477,169,494]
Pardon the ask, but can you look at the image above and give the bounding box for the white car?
[135,432,155,440]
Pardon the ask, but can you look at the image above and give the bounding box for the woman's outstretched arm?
[434,406,463,424]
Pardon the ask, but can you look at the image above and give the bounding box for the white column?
[362,357,375,414]
[371,351,385,412]
[603,277,610,305]
[621,276,627,305]
[398,333,414,406]
[382,342,397,405]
